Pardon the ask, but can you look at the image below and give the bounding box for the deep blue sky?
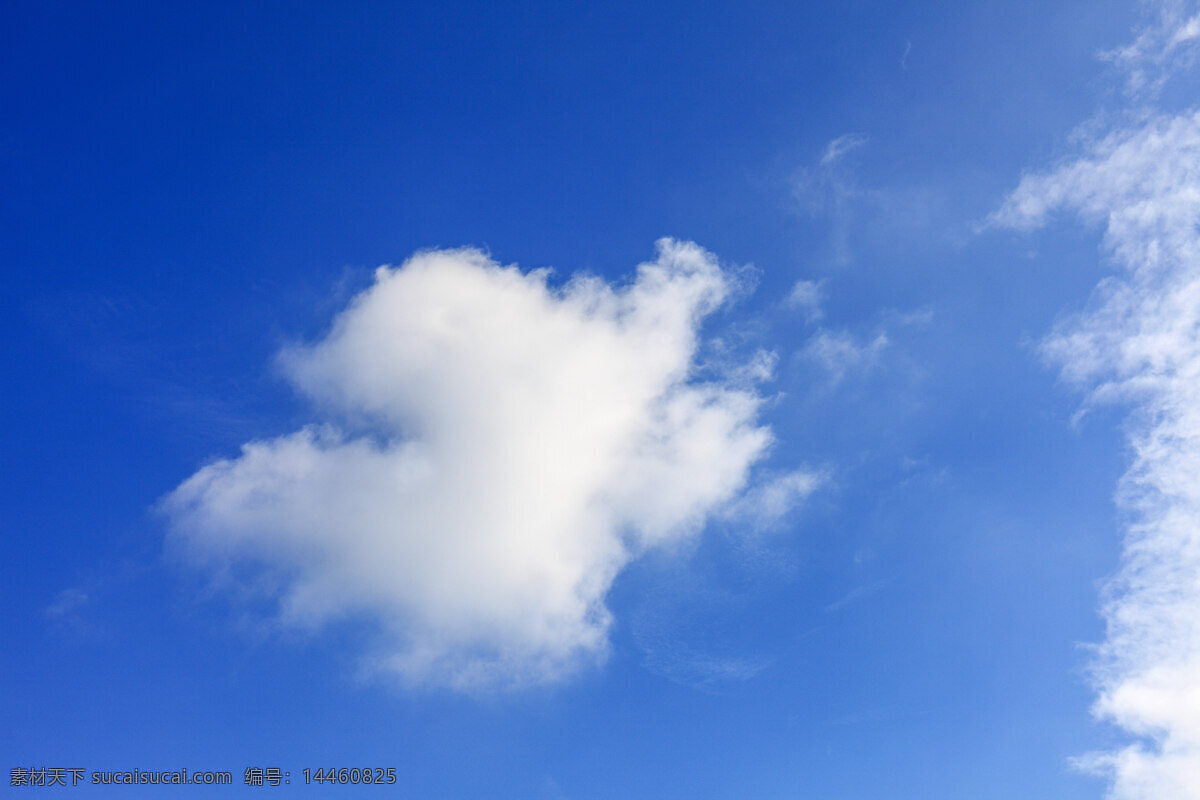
[2,1,1176,798]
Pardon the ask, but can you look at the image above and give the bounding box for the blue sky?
[5,1,1200,798]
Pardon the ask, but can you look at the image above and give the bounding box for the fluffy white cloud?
[163,239,787,690]
[995,110,1200,800]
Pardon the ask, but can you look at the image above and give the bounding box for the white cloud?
[821,133,868,167]
[721,470,825,532]
[1101,0,1200,96]
[639,640,770,691]
[732,348,780,385]
[703,341,780,389]
[795,133,957,267]
[162,239,786,690]
[44,587,90,619]
[630,580,775,692]
[786,279,825,323]
[802,329,889,385]
[995,110,1200,800]
[825,582,884,614]
[794,134,871,267]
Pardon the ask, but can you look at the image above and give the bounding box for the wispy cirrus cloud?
[993,4,1200,793]
[1102,0,1200,96]
[794,134,870,267]
[820,133,869,167]
[163,240,810,691]
[996,110,1200,798]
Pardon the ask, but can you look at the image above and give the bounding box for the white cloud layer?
[995,110,1200,799]
[163,240,792,690]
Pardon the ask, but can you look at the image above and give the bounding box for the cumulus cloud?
[994,108,1200,799]
[162,239,790,690]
